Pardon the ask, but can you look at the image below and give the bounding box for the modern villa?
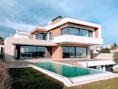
[4,16,115,71]
[4,16,103,61]
[4,16,118,86]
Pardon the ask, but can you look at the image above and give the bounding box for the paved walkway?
[5,62,30,68]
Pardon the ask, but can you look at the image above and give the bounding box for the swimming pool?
[31,62,117,87]
[33,62,104,77]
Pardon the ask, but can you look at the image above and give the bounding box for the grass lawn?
[63,77,118,89]
[8,67,64,89]
[9,67,118,89]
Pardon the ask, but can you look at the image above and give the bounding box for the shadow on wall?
[4,53,16,62]
[92,53,100,58]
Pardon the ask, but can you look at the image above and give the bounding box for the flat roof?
[45,18,101,30]
[30,17,101,33]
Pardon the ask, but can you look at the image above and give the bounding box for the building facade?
[4,16,103,62]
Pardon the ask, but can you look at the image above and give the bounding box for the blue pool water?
[33,62,104,77]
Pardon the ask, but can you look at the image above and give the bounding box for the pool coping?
[7,61,118,87]
[29,62,118,87]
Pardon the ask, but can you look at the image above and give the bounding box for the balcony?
[54,35,103,45]
[6,37,57,46]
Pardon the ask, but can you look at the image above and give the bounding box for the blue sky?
[0,0,118,45]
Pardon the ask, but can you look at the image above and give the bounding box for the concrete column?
[87,46,91,59]
[52,46,62,60]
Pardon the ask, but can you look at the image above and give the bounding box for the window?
[49,32,52,40]
[69,27,79,35]
[37,47,45,57]
[19,46,47,59]
[89,31,93,37]
[61,27,68,35]
[63,47,75,58]
[61,26,93,37]
[80,29,88,37]
[35,33,47,40]
[63,46,87,58]
[76,47,86,58]
[20,46,37,58]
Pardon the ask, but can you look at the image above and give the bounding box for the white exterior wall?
[13,31,30,39]
[79,60,115,67]
[4,17,103,62]
[54,35,103,45]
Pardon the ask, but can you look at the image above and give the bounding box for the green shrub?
[100,48,110,53]
[0,61,11,89]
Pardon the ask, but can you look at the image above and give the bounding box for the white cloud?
[0,0,118,45]
[0,19,36,32]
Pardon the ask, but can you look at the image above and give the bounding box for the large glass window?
[49,32,52,40]
[20,46,37,58]
[63,47,75,58]
[63,46,87,58]
[80,29,88,37]
[19,46,49,59]
[37,47,45,57]
[76,47,86,58]
[89,31,93,37]
[61,27,68,35]
[35,33,47,40]
[69,27,79,35]
[61,26,93,37]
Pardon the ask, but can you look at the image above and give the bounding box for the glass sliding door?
[18,45,52,59]
[76,47,86,58]
[20,46,37,58]
[63,47,75,58]
[68,47,75,58]
[63,46,87,58]
[37,47,45,58]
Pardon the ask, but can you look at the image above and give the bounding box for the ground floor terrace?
[5,44,91,62]
[16,45,89,59]
[5,58,115,72]
[4,37,94,62]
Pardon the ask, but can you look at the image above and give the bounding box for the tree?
[100,48,110,53]
[0,37,4,45]
[110,43,117,50]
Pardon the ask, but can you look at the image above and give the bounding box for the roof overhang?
[45,18,101,31]
[30,28,47,34]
